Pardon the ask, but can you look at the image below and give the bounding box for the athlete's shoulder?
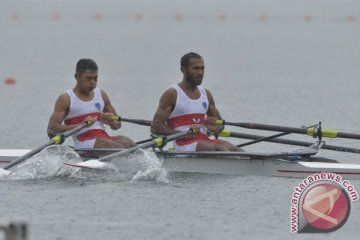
[98,88,105,95]
[204,87,213,96]
[54,92,71,110]
[203,87,211,94]
[165,86,177,94]
[98,88,109,97]
[204,88,216,103]
[158,87,177,106]
[162,86,177,98]
[58,92,71,102]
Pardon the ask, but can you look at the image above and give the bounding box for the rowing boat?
[2,142,360,178]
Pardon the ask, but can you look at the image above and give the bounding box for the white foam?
[0,168,11,177]
[0,145,82,180]
[129,149,169,183]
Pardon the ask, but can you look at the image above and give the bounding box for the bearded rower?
[47,58,135,149]
[151,52,240,152]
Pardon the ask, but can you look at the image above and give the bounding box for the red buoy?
[4,77,16,85]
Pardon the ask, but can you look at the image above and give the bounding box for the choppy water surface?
[1,0,360,239]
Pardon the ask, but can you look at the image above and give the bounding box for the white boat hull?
[159,156,360,178]
[2,148,360,178]
[0,149,31,162]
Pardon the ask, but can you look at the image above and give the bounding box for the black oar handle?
[111,116,151,127]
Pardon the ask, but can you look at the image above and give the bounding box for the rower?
[151,52,241,152]
[47,58,136,149]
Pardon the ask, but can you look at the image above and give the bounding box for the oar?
[64,130,193,169]
[3,121,91,170]
[237,132,290,147]
[95,130,193,162]
[111,116,151,127]
[216,120,360,140]
[219,130,360,154]
[236,124,318,147]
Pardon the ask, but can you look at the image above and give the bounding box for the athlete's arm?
[205,89,224,133]
[47,93,92,134]
[101,90,121,130]
[151,88,179,135]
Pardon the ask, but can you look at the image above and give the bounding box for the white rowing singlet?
[167,84,209,135]
[64,87,106,142]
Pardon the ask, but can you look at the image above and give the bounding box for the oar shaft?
[98,131,189,162]
[98,139,157,162]
[111,116,151,126]
[4,142,54,170]
[237,132,289,147]
[62,122,91,137]
[222,121,360,140]
[228,132,360,154]
[4,122,90,170]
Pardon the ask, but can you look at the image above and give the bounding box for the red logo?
[300,182,351,232]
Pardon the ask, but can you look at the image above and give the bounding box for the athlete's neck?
[180,80,198,92]
[73,86,94,100]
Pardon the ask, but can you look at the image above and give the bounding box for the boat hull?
[159,155,360,178]
[2,148,360,178]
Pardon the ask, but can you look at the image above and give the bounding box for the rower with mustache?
[151,52,240,152]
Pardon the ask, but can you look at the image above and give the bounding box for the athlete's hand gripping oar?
[64,129,196,169]
[216,120,360,140]
[3,121,91,170]
[219,130,360,154]
[110,116,151,127]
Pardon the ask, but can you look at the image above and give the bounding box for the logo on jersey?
[202,101,207,110]
[193,117,201,124]
[95,102,102,110]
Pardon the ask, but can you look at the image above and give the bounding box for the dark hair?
[76,58,98,73]
[180,52,202,67]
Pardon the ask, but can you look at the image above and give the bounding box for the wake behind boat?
[2,141,360,178]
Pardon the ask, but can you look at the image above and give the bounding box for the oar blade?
[64,160,107,169]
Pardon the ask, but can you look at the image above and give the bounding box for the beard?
[185,74,203,86]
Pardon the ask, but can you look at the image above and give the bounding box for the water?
[1,0,360,239]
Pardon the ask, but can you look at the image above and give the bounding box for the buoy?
[4,77,16,85]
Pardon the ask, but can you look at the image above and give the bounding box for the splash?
[69,149,169,183]
[100,149,169,183]
[1,147,169,183]
[0,146,81,180]
[129,149,169,183]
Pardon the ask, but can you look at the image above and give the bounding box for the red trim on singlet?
[64,112,101,125]
[168,114,206,129]
[175,133,222,146]
[76,129,117,142]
